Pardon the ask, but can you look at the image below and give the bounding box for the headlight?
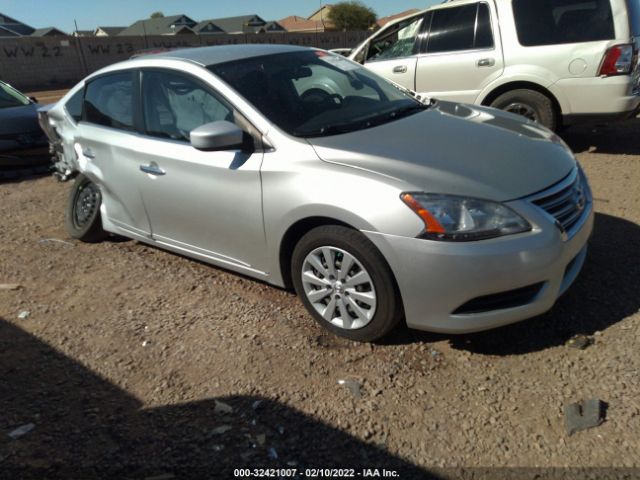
[400,193,531,241]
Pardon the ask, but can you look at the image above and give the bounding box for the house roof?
[197,14,284,34]
[170,25,196,35]
[377,9,421,28]
[0,12,35,36]
[74,30,93,37]
[278,15,326,32]
[96,26,125,36]
[118,14,197,36]
[206,15,265,33]
[31,27,67,37]
[307,5,334,21]
[263,21,285,32]
[193,20,225,34]
[0,25,20,37]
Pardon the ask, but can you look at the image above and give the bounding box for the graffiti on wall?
[0,32,369,90]
[2,44,64,58]
[85,43,136,55]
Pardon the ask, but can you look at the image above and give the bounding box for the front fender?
[260,152,422,286]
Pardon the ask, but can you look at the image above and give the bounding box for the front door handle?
[477,58,495,67]
[140,164,166,176]
[82,148,95,159]
[392,65,408,74]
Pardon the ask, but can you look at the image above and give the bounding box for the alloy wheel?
[301,246,377,330]
[504,102,539,122]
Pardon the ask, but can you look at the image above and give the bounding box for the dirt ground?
[1,92,639,478]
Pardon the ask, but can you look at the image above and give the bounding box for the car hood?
[307,101,576,202]
[0,104,42,135]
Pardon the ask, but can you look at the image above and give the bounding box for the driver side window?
[142,70,234,141]
[366,14,426,62]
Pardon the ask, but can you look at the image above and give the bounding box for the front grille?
[531,169,588,236]
[452,282,545,315]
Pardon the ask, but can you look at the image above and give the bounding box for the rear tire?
[292,225,402,342]
[65,174,107,243]
[490,89,557,131]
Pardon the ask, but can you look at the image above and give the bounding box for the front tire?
[64,174,107,243]
[292,225,402,342]
[490,89,557,131]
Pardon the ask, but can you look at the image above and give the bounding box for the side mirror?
[190,121,245,152]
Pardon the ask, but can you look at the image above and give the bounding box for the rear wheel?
[292,225,402,342]
[64,174,108,243]
[490,89,557,131]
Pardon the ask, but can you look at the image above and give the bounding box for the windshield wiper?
[293,122,371,138]
[388,82,432,106]
[388,103,430,120]
[294,103,430,138]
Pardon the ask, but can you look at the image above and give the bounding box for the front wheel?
[64,173,108,243]
[490,89,557,131]
[292,225,402,342]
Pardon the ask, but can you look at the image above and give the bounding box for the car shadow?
[0,318,437,479]
[562,118,640,155]
[380,213,640,356]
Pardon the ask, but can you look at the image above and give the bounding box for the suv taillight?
[599,44,634,76]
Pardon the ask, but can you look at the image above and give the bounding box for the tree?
[327,1,377,31]
[150,11,164,19]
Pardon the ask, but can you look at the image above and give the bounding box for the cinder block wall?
[0,31,369,91]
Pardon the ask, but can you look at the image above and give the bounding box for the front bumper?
[364,193,594,334]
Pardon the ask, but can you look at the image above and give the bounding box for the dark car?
[0,80,48,161]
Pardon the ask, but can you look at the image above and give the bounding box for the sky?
[0,0,440,33]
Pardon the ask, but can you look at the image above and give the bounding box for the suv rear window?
[425,3,494,54]
[513,0,615,46]
[427,4,477,53]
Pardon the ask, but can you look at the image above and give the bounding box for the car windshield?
[0,82,30,109]
[208,50,427,137]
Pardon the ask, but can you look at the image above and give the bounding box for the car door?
[75,70,152,237]
[134,68,267,273]
[359,12,429,91]
[415,2,504,104]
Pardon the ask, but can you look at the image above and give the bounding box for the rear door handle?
[140,164,166,176]
[477,58,495,67]
[392,65,408,74]
[82,148,95,159]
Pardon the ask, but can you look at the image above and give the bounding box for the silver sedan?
[39,45,593,342]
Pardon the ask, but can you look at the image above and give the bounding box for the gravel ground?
[0,101,639,478]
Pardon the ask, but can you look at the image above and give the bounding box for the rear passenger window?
[475,4,494,49]
[65,89,83,123]
[427,4,477,53]
[513,0,615,46]
[84,72,134,130]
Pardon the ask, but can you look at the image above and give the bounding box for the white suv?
[349,0,640,130]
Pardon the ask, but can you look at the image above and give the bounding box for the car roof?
[143,44,313,66]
